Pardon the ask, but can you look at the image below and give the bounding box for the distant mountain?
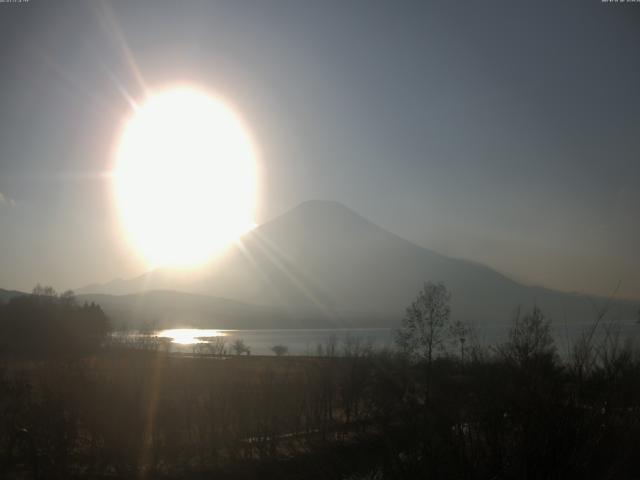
[0,287,303,331]
[78,200,639,329]
[0,288,26,304]
[75,291,321,330]
[77,278,134,297]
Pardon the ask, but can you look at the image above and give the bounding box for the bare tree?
[396,282,452,399]
[59,290,76,306]
[497,306,556,369]
[210,336,227,356]
[449,319,470,362]
[32,284,57,298]
[571,283,622,382]
[396,282,452,365]
[342,334,372,358]
[271,344,288,356]
[316,334,339,358]
[231,338,250,356]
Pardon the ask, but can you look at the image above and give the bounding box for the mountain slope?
[76,291,316,330]
[0,288,27,304]
[79,200,638,327]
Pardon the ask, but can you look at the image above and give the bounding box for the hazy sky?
[0,0,638,299]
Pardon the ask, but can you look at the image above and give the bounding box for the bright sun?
[114,87,258,267]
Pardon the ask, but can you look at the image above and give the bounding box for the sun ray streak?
[139,351,165,479]
[247,231,341,323]
[24,44,122,118]
[101,62,140,111]
[234,237,299,320]
[95,1,149,94]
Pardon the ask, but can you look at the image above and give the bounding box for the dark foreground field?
[1,288,639,479]
[2,335,640,480]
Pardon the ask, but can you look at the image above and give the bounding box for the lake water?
[115,322,639,357]
[119,328,396,356]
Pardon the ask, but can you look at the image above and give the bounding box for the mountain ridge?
[76,200,638,328]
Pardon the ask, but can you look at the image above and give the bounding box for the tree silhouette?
[231,338,250,356]
[449,319,470,362]
[497,306,556,369]
[271,344,288,356]
[396,281,451,364]
[0,285,110,356]
[396,282,452,399]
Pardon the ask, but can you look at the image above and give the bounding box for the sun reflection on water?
[158,329,226,345]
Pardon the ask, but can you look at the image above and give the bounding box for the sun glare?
[114,87,258,267]
[158,328,226,345]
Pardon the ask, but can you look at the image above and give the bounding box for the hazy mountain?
[0,288,26,304]
[75,291,317,330]
[0,287,306,330]
[79,200,638,329]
